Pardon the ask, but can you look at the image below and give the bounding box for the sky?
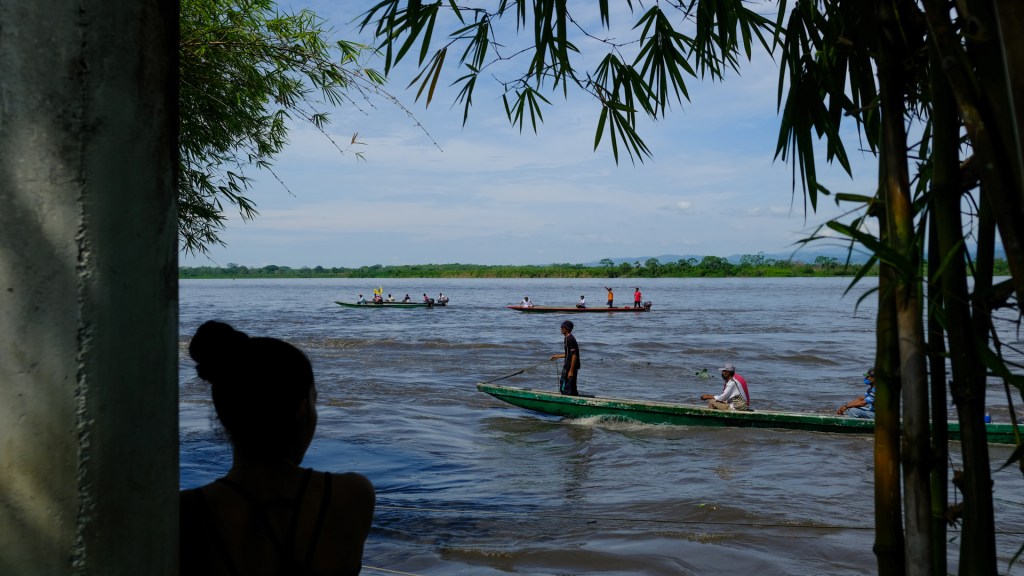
[180,1,881,269]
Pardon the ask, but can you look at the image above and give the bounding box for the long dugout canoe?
[335,300,435,309]
[506,304,652,313]
[476,383,1018,445]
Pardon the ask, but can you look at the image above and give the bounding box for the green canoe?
[335,300,436,309]
[477,383,1018,445]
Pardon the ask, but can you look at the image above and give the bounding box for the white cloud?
[182,1,880,268]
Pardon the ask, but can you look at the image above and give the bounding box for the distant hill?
[583,247,873,267]
[584,244,1005,267]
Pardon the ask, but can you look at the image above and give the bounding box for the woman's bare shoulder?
[312,469,371,487]
[305,470,374,509]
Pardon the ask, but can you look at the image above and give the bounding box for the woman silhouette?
[180,320,375,575]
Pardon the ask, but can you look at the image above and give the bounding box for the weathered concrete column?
[0,1,178,574]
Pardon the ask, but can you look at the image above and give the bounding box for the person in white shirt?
[521,296,534,308]
[576,294,586,308]
[700,363,750,410]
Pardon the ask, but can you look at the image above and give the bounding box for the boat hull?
[335,300,435,309]
[477,383,1017,445]
[507,305,651,313]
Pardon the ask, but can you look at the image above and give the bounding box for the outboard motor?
[643,301,653,311]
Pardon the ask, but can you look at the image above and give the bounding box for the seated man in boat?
[356,294,366,305]
[700,363,750,410]
[837,368,875,418]
[402,293,411,302]
[386,293,395,302]
[520,296,534,308]
[438,292,449,305]
[576,294,586,308]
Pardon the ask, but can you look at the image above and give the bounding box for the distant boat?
[335,300,436,309]
[507,303,652,313]
[477,383,1018,445]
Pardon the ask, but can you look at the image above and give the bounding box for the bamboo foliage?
[361,2,1024,573]
[179,0,387,254]
[872,2,932,573]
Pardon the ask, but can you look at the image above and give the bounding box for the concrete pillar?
[0,0,178,574]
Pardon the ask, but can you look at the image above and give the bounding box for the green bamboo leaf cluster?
[180,0,386,255]
[359,1,773,164]
[359,2,1024,573]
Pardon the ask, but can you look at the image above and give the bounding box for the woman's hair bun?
[189,320,249,383]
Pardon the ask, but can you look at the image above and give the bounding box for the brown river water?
[179,277,1024,575]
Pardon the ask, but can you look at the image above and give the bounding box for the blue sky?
[180,2,880,269]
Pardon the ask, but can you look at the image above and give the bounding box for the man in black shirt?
[551,320,581,396]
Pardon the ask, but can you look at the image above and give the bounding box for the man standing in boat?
[551,320,581,396]
[701,363,750,410]
[633,287,643,308]
[605,286,614,308]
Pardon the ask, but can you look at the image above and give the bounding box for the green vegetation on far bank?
[183,253,1002,279]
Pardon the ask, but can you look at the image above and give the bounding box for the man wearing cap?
[701,363,750,410]
[837,369,876,418]
[551,320,581,396]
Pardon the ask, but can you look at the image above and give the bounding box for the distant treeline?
[179,255,1010,280]
[182,254,883,279]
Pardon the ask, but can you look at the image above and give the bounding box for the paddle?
[479,359,552,384]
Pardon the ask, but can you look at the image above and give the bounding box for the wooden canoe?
[507,304,652,313]
[476,382,1018,445]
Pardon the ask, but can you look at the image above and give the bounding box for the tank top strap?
[287,468,315,562]
[215,467,313,566]
[186,487,244,576]
[298,471,332,570]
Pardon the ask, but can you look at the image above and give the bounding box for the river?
[178,277,1024,575]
